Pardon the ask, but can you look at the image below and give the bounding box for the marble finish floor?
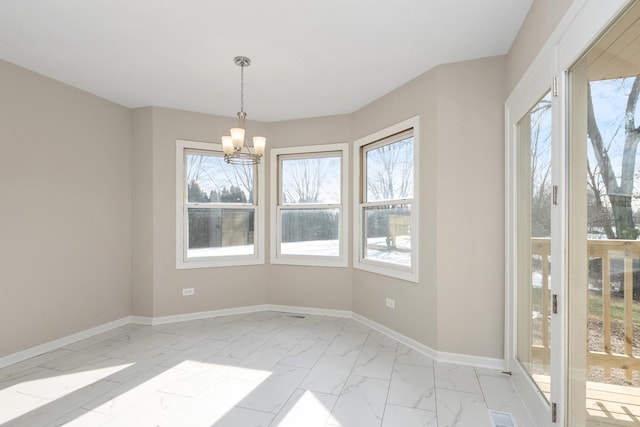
[0,312,536,426]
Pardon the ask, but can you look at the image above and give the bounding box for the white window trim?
[270,143,349,267]
[353,116,419,282]
[175,139,265,269]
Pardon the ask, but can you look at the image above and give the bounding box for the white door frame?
[505,0,631,425]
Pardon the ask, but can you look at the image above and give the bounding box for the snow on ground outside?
[188,236,411,266]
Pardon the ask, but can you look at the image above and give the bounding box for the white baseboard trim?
[352,312,505,371]
[437,350,505,371]
[352,313,438,360]
[265,304,352,318]
[130,315,154,326]
[2,305,504,372]
[0,316,132,369]
[132,305,270,326]
[130,305,352,327]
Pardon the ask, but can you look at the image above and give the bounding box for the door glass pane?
[570,2,640,425]
[516,92,552,403]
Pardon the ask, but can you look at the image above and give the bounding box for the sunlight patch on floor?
[273,390,335,427]
[0,363,133,424]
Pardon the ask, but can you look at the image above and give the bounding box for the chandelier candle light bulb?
[221,136,234,155]
[230,127,245,148]
[253,136,266,155]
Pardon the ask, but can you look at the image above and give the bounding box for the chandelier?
[221,56,265,165]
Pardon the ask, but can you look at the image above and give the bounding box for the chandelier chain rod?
[239,62,244,114]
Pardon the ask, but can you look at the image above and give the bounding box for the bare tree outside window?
[587,76,640,240]
[186,152,254,203]
[530,95,552,238]
[281,156,340,204]
[366,136,414,202]
[278,154,341,256]
[185,151,256,256]
[362,134,414,267]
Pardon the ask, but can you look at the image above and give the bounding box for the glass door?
[568,2,640,425]
[516,92,555,410]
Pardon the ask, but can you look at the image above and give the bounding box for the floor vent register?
[488,410,517,427]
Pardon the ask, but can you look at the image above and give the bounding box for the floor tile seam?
[48,408,111,427]
[432,385,441,424]
[434,386,487,398]
[236,391,298,417]
[79,403,111,416]
[379,342,400,426]
[384,401,438,414]
[334,326,371,396]
[81,388,187,418]
[473,366,492,410]
[0,357,70,379]
[297,318,329,342]
[296,323,371,401]
[299,355,359,397]
[153,387,199,399]
[11,389,48,401]
[293,315,355,395]
[234,402,279,416]
[392,360,436,373]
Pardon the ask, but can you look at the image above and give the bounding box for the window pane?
[186,152,254,204]
[187,208,254,257]
[366,136,413,202]
[281,156,341,204]
[363,204,411,266]
[281,208,339,256]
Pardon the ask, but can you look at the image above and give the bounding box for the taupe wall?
[132,107,154,317]
[351,65,439,349]
[132,107,270,317]
[351,56,506,359]
[266,115,353,311]
[434,57,507,358]
[0,60,132,356]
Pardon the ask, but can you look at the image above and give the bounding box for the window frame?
[175,139,265,269]
[270,143,349,267]
[353,116,419,282]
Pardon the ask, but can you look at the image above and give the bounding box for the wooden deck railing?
[531,237,639,380]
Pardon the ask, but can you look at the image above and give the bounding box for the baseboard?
[2,306,505,372]
[0,316,132,369]
[132,305,352,327]
[132,305,270,326]
[437,350,505,371]
[352,312,505,371]
[352,313,438,360]
[265,304,352,318]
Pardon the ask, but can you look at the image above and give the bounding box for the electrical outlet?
[385,298,395,309]
[182,288,195,296]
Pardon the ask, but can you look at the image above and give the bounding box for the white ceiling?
[0,0,532,122]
